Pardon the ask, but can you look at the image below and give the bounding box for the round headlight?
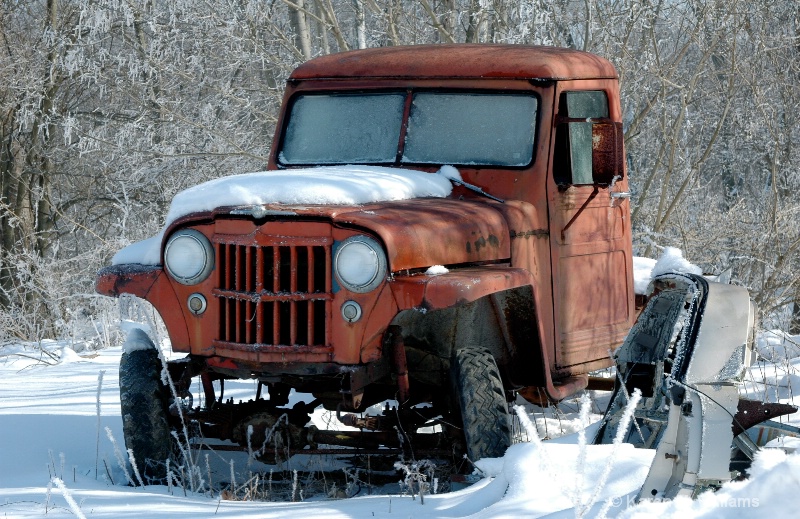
[164,229,215,285]
[334,235,387,293]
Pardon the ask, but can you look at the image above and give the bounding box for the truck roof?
[289,44,618,82]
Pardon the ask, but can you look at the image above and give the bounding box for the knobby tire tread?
[452,347,512,461]
[119,339,171,483]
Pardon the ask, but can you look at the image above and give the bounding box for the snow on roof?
[112,166,454,266]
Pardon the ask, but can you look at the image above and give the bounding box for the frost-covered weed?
[52,478,87,519]
[229,459,237,495]
[572,393,592,514]
[291,469,299,502]
[128,448,145,487]
[95,370,105,480]
[105,426,134,486]
[394,459,436,504]
[581,389,642,519]
[513,404,554,475]
[44,480,52,512]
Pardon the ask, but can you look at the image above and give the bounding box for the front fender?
[388,266,546,388]
[95,264,190,351]
[389,266,584,396]
[388,266,535,310]
[96,264,161,298]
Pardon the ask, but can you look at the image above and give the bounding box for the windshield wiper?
[437,165,504,203]
[448,177,504,203]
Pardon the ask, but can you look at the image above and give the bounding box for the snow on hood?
[162,165,453,226]
[112,166,455,266]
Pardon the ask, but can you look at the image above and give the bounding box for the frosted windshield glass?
[281,94,405,164]
[403,94,537,166]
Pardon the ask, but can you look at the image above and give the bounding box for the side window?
[554,91,622,186]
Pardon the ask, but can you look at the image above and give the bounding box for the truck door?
[547,87,634,374]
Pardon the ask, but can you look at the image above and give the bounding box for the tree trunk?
[354,0,367,49]
[289,0,313,60]
[790,301,800,336]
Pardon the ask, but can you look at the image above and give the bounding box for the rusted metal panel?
[212,243,332,350]
[205,356,347,377]
[208,221,334,357]
[290,45,618,81]
[95,264,191,352]
[591,122,625,184]
[357,283,399,364]
[95,264,161,298]
[389,266,534,310]
[733,399,798,436]
[492,199,557,365]
[169,199,510,273]
[337,198,510,271]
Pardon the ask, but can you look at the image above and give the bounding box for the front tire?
[119,329,172,483]
[451,347,512,461]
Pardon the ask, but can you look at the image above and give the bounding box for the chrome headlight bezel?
[164,229,215,285]
[333,235,387,293]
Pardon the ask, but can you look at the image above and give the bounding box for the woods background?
[1,0,799,343]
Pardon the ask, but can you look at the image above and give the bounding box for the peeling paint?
[510,229,549,239]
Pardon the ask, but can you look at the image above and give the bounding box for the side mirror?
[555,120,625,186]
[591,122,625,185]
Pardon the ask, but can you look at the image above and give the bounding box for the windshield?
[279,91,538,167]
[280,94,406,164]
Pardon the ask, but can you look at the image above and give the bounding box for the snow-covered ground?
[0,341,644,518]
[1,330,798,518]
[2,251,800,518]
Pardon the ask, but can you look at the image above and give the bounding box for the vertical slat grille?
[215,243,331,347]
[215,241,330,348]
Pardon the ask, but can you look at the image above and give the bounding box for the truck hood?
[112,166,509,268]
[222,197,511,272]
[210,198,511,271]
[329,198,509,270]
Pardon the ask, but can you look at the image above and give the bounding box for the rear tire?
[451,347,512,461]
[119,329,172,483]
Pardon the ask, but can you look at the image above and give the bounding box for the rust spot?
[488,235,500,248]
[474,236,486,252]
[466,242,472,253]
[510,229,549,239]
[591,122,624,184]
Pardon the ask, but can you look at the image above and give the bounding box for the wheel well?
[390,285,545,389]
